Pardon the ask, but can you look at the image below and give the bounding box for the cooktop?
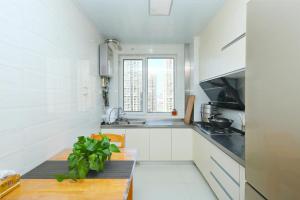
[194,122,245,135]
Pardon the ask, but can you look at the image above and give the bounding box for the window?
[123,59,143,112]
[147,58,174,112]
[122,57,175,114]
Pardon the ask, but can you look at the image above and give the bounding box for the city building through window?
[123,59,143,112]
[123,57,175,113]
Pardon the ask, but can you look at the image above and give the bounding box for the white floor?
[133,162,216,200]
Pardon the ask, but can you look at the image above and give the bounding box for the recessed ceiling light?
[149,0,173,16]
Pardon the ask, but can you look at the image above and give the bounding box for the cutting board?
[184,95,195,124]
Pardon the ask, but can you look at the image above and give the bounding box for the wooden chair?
[91,133,125,148]
[91,133,131,200]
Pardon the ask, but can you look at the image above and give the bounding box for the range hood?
[199,76,245,110]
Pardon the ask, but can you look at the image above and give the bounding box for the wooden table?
[3,149,136,200]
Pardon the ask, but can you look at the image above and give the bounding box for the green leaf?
[102,149,111,156]
[109,144,120,152]
[68,169,78,181]
[101,138,110,149]
[86,140,97,152]
[77,159,89,178]
[78,136,86,143]
[55,174,69,182]
[89,154,100,171]
[68,153,79,168]
[98,160,104,171]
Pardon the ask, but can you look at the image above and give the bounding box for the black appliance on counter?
[200,77,245,110]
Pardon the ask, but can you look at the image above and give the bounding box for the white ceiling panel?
[149,0,173,16]
[75,0,224,43]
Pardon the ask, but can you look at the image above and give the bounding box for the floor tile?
[133,163,216,200]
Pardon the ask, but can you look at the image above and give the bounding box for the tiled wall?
[0,0,103,174]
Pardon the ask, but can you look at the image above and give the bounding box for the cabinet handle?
[210,171,234,200]
[210,156,239,186]
[221,33,246,51]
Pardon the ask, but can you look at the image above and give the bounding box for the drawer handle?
[210,171,234,200]
[221,33,246,51]
[210,156,239,186]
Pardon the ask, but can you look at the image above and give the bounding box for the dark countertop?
[101,119,245,166]
[192,126,245,166]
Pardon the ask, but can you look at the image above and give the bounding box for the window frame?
[119,54,176,117]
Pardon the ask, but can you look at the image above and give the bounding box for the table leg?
[127,177,133,200]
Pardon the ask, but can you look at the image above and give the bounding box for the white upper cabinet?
[198,0,248,81]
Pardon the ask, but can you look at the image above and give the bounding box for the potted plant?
[56,134,120,182]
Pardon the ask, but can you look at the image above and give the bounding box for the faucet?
[116,107,125,120]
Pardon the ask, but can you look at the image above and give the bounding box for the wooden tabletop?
[3,148,137,200]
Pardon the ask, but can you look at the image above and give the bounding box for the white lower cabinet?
[125,129,150,161]
[101,127,245,199]
[193,130,210,178]
[239,166,245,200]
[149,128,172,160]
[171,129,193,160]
[100,129,126,135]
[101,127,191,161]
[193,130,245,200]
[209,156,240,200]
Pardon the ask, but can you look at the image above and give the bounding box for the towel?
[0,170,17,180]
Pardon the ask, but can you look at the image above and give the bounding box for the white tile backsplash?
[0,0,103,174]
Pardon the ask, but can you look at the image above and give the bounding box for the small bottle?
[171,109,177,116]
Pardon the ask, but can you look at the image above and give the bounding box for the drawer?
[209,144,240,183]
[208,171,232,200]
[210,156,240,200]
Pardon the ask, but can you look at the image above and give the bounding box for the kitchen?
[0,0,299,200]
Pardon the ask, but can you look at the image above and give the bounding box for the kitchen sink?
[127,119,146,125]
[112,119,146,126]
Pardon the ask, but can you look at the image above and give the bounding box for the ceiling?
[75,0,224,44]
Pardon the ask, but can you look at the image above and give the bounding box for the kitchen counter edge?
[100,121,245,166]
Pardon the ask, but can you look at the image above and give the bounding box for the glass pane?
[147,58,174,112]
[123,60,143,112]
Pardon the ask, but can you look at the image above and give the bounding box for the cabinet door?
[125,129,150,161]
[172,129,193,160]
[240,166,245,200]
[198,0,248,81]
[149,129,172,160]
[193,131,210,179]
[193,131,201,167]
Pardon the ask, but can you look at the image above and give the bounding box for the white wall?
[109,44,185,119]
[0,0,103,174]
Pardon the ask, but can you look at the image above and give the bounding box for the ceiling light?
[149,0,173,16]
